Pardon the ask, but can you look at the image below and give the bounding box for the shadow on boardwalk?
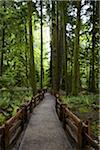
[17,93,73,150]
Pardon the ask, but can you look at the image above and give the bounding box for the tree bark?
[28,0,36,95]
[89,1,96,92]
[40,0,43,89]
[51,1,58,92]
[61,2,68,96]
[72,0,81,96]
[25,22,28,82]
[0,1,5,76]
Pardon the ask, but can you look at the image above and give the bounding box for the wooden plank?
[6,109,22,126]
[0,125,4,134]
[65,124,78,143]
[55,95,99,149]
[84,132,99,150]
[56,99,62,106]
[9,126,22,145]
[66,118,78,134]
[77,121,83,149]
[9,120,21,139]
[0,92,44,149]
[5,123,10,149]
[63,107,80,126]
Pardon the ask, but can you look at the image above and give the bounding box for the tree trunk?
[72,0,81,96]
[89,1,96,92]
[0,1,5,76]
[51,1,58,92]
[56,1,60,91]
[50,41,53,87]
[61,2,68,96]
[25,22,28,82]
[28,0,36,95]
[40,0,43,89]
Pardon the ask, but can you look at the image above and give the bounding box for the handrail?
[55,94,99,150]
[84,132,99,149]
[0,90,45,150]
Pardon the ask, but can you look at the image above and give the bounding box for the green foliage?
[91,121,99,137]
[0,114,6,126]
[61,94,99,108]
[61,94,99,138]
[0,89,32,125]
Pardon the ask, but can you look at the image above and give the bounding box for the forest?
[0,0,99,144]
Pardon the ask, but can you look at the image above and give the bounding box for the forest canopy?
[0,0,99,95]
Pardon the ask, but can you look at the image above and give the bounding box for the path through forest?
[18,93,73,150]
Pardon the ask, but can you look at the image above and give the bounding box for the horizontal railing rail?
[0,90,45,150]
[55,94,99,150]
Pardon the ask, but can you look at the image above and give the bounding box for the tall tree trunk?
[0,1,5,76]
[56,1,60,91]
[50,41,53,87]
[72,0,81,96]
[61,2,68,95]
[95,0,99,90]
[51,1,58,92]
[25,22,28,82]
[64,25,68,96]
[28,0,36,95]
[40,0,43,89]
[89,1,96,92]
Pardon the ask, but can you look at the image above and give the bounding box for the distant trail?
[19,93,73,150]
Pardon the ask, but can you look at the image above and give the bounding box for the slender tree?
[24,21,28,82]
[51,1,58,92]
[72,0,81,95]
[89,1,96,92]
[0,1,5,76]
[40,0,43,89]
[61,2,68,96]
[28,0,36,95]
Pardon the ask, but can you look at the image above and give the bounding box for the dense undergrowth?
[61,94,99,140]
[0,88,32,125]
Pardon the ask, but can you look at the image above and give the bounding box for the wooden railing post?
[83,120,91,146]
[60,104,63,121]
[42,91,44,99]
[62,106,66,130]
[30,100,33,113]
[85,120,90,136]
[55,98,58,113]
[34,98,36,107]
[21,107,25,130]
[77,121,83,149]
[24,105,27,122]
[55,94,59,114]
[0,126,5,150]
[4,123,9,150]
[38,94,40,102]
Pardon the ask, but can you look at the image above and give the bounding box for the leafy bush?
[0,114,6,125]
[61,94,99,108]
[0,89,32,125]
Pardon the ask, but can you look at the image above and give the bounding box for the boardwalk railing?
[55,94,99,150]
[0,90,45,150]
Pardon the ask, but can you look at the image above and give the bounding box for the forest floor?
[60,90,99,142]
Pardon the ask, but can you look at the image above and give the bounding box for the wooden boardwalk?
[19,93,73,150]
